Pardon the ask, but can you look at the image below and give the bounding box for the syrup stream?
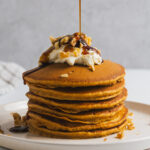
[79,0,81,36]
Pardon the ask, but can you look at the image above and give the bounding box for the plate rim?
[0,100,150,146]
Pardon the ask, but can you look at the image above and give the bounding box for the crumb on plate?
[11,112,27,126]
[6,134,11,136]
[128,112,134,116]
[126,118,135,130]
[116,130,124,139]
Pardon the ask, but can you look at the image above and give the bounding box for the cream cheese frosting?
[49,45,102,71]
[39,33,103,71]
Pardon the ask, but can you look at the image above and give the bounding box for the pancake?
[28,119,127,139]
[28,106,122,125]
[28,101,124,124]
[26,88,127,113]
[23,60,125,87]
[16,32,133,139]
[27,107,128,131]
[28,80,125,101]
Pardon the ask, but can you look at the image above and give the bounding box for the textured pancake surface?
[27,107,128,131]
[28,80,124,101]
[23,59,130,139]
[28,101,124,124]
[28,119,127,139]
[24,60,125,87]
[26,88,127,113]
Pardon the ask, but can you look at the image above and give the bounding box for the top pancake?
[23,60,125,87]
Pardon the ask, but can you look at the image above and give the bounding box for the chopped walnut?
[115,116,135,140]
[54,41,60,49]
[73,48,80,57]
[70,38,77,47]
[6,134,11,136]
[126,120,135,130]
[60,51,69,58]
[39,32,102,72]
[85,37,92,46]
[73,51,78,57]
[116,130,124,139]
[51,36,71,49]
[49,36,57,44]
[80,42,83,48]
[61,36,70,44]
[60,73,69,78]
[127,125,135,130]
[118,117,134,133]
[128,112,134,116]
[73,32,92,46]
[12,113,22,126]
[49,32,93,50]
[11,113,27,126]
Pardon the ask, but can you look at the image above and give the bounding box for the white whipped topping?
[48,45,102,70]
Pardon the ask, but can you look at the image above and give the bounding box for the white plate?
[0,101,150,150]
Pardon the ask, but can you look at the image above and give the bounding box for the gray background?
[0,0,150,69]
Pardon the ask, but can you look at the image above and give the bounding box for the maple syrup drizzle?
[79,0,81,36]
[9,126,28,133]
[22,46,55,84]
[22,64,48,84]
[22,0,100,83]
[78,0,101,56]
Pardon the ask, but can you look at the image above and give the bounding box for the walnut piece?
[116,130,124,139]
[61,36,70,44]
[12,113,22,126]
[128,112,134,116]
[11,113,27,126]
[49,36,57,44]
[60,51,69,58]
[54,41,60,49]
[60,73,69,78]
[70,38,77,47]
[126,118,135,130]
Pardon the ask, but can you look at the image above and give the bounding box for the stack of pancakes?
[24,60,128,139]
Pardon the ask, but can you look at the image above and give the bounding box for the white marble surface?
[0,69,150,150]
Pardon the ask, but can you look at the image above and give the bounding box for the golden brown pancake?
[27,107,128,131]
[19,31,133,139]
[28,80,124,101]
[28,101,124,124]
[28,119,127,139]
[24,60,125,87]
[26,88,127,113]
[22,55,131,138]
